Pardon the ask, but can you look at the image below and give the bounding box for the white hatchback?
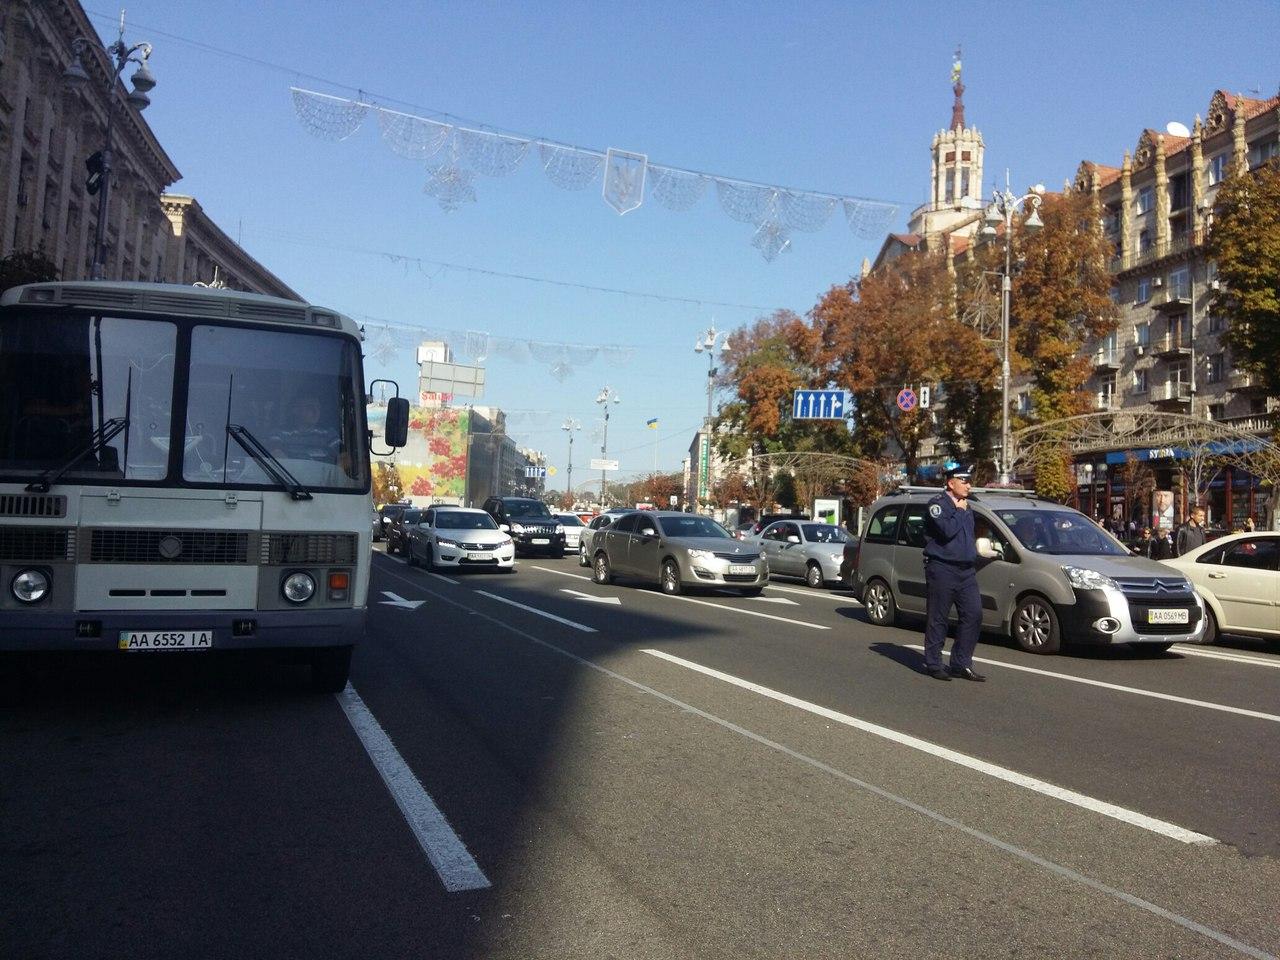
[406,506,516,572]
[554,513,586,553]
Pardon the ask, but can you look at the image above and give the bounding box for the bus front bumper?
[0,607,366,652]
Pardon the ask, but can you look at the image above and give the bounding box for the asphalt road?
[3,546,1279,959]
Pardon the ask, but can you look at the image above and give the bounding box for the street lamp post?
[595,387,620,507]
[693,324,731,507]
[63,11,157,281]
[980,176,1045,484]
[561,418,581,505]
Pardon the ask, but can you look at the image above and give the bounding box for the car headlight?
[510,523,525,533]
[1061,565,1119,592]
[11,568,49,604]
[282,572,316,604]
[436,537,459,548]
[555,524,565,534]
[498,537,513,547]
[687,549,715,561]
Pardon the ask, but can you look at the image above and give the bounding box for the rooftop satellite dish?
[1166,121,1191,138]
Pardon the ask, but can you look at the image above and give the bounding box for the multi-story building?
[1074,88,1280,526]
[0,0,297,298]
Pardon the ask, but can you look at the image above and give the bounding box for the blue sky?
[84,1,1279,488]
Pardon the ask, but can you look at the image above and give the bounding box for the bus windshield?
[0,310,367,492]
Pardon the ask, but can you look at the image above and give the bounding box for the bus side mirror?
[384,397,409,448]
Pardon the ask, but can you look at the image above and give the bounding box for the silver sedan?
[591,511,767,595]
[754,520,850,588]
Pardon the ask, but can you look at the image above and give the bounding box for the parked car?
[406,506,515,573]
[746,512,811,538]
[850,487,1205,655]
[755,520,850,588]
[386,507,423,555]
[591,510,767,596]
[481,496,565,557]
[1161,531,1280,648]
[554,512,586,554]
[578,508,634,566]
[376,502,410,543]
[371,505,384,542]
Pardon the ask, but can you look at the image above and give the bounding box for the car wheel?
[310,645,353,694]
[805,562,824,589]
[593,553,613,585]
[862,578,897,627]
[578,543,591,567]
[1200,606,1219,645]
[1011,595,1061,654]
[660,559,683,595]
[1129,642,1174,656]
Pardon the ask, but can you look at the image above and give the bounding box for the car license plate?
[532,538,550,545]
[467,551,492,560]
[729,564,756,575]
[1148,608,1189,624]
[118,629,213,651]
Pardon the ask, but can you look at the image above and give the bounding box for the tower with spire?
[907,47,986,237]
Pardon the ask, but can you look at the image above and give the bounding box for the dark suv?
[482,497,565,557]
[387,508,423,556]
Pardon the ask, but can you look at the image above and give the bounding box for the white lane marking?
[717,589,797,605]
[766,583,858,602]
[642,648,1217,846]
[530,565,592,582]
[427,572,460,585]
[336,684,490,893]
[382,570,1272,960]
[900,644,1280,725]
[379,591,425,610]
[560,588,622,605]
[473,590,598,633]
[1172,644,1280,668]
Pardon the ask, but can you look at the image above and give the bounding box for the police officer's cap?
[944,465,974,482]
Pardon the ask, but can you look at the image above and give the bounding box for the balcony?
[1227,370,1267,393]
[1153,381,1192,405]
[1219,412,1276,434]
[1153,334,1193,359]
[1151,288,1193,313]
[1093,349,1121,372]
[1094,392,1118,411]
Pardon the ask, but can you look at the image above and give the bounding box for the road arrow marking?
[560,588,622,605]
[379,591,425,610]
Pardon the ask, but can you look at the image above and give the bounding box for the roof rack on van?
[893,485,1042,500]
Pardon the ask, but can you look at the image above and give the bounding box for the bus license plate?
[729,564,756,575]
[118,630,213,651]
[532,538,550,545]
[467,552,491,560]
[1148,608,1189,625]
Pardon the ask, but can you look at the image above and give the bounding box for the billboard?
[392,406,472,500]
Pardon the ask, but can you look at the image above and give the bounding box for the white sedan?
[1161,532,1279,647]
[554,513,586,554]
[406,506,515,573]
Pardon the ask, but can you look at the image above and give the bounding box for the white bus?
[0,282,409,691]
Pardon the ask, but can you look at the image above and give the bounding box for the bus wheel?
[310,645,353,693]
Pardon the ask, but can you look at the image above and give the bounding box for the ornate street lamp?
[595,388,620,507]
[561,418,581,503]
[63,11,157,280]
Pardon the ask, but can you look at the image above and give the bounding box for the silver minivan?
[851,487,1205,654]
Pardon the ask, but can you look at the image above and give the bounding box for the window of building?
[1136,278,1151,303]
[1169,172,1190,211]
[1135,321,1151,347]
[1139,229,1153,253]
[1169,360,1190,385]
[1017,392,1031,414]
[1103,208,1121,234]
[1100,375,1117,405]
[1208,402,1225,421]
[1207,153,1228,186]
[1250,395,1268,414]
[1136,186,1154,215]
[1208,312,1226,333]
[1248,138,1279,169]
[1169,267,1190,299]
[960,168,970,199]
[1207,353,1224,383]
[1133,369,1149,393]
[944,173,955,203]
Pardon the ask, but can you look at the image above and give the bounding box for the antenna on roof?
[1165,121,1191,138]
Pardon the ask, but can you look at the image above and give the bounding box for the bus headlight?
[282,572,316,604]
[12,568,49,604]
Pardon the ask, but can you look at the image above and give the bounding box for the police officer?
[922,466,986,682]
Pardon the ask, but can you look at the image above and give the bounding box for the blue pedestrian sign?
[895,388,918,412]
[792,389,850,420]
[524,466,548,479]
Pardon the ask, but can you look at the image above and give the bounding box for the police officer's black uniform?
[922,466,984,681]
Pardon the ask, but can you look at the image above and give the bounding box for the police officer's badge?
[929,503,942,517]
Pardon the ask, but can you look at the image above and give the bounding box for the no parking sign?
[895,388,917,412]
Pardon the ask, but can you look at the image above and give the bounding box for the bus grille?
[88,529,251,564]
[0,494,67,518]
[0,527,74,561]
[262,533,357,565]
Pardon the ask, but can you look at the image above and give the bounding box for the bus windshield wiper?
[227,424,313,501]
[25,417,129,493]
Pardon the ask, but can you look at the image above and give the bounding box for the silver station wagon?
[591,511,768,596]
[850,487,1205,655]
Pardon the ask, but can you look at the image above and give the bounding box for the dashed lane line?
[1171,644,1280,669]
[472,590,598,633]
[899,644,1280,724]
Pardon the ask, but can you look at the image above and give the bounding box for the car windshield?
[802,523,848,543]
[506,500,552,518]
[435,511,497,530]
[657,515,732,539]
[998,509,1129,556]
[556,514,585,526]
[402,510,423,524]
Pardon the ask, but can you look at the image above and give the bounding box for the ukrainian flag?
[646,418,659,429]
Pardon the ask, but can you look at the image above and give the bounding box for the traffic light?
[85,152,104,195]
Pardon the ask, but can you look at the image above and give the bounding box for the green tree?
[1208,159,1280,397]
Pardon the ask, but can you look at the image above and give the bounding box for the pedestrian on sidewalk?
[1175,506,1208,558]
[920,466,985,682]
